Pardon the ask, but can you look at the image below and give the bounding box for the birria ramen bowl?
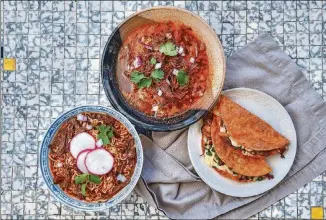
[40,105,143,211]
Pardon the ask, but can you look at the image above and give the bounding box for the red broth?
[117,21,209,118]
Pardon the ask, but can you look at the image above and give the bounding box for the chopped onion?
[143,44,153,50]
[157,89,163,96]
[152,105,159,112]
[195,45,198,57]
[166,79,171,85]
[56,162,63,168]
[178,46,184,54]
[172,69,179,76]
[189,57,195,63]
[155,63,162,69]
[166,33,172,39]
[133,56,142,68]
[86,124,93,130]
[77,114,87,121]
[139,40,153,50]
[96,139,103,147]
[117,174,127,182]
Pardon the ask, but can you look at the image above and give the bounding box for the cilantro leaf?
[137,78,152,88]
[89,175,101,184]
[150,57,157,65]
[176,70,189,86]
[206,149,212,156]
[151,69,164,81]
[74,173,89,184]
[97,124,110,134]
[130,71,146,83]
[159,42,178,56]
[81,183,87,196]
[96,125,114,145]
[98,133,109,145]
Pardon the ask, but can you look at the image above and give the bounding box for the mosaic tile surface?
[1,0,326,219]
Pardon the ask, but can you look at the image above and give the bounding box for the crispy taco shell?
[213,95,289,152]
[211,116,272,177]
[213,168,256,183]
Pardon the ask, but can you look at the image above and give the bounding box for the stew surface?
[117,21,210,118]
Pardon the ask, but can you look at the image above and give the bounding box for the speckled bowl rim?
[39,105,144,211]
[101,6,226,132]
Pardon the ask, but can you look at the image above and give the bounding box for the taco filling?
[202,135,273,182]
[218,121,287,158]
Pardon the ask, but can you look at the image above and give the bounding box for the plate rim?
[187,87,297,197]
[39,105,144,211]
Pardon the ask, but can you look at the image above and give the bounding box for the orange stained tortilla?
[214,95,289,152]
[211,116,272,177]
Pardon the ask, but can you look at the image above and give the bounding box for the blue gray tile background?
[1,0,326,219]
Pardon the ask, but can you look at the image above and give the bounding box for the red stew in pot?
[117,21,209,118]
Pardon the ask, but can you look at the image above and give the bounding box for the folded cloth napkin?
[135,33,326,219]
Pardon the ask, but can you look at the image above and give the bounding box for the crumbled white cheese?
[155,63,162,69]
[172,69,179,76]
[157,89,162,96]
[189,57,195,63]
[152,105,159,112]
[229,135,241,147]
[178,46,184,54]
[166,78,171,85]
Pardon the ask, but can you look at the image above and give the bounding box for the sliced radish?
[85,149,114,175]
[70,132,96,158]
[76,149,92,173]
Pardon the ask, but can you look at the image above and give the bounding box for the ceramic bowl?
[102,6,225,131]
[39,105,143,211]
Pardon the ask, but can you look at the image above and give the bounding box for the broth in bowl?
[117,21,209,118]
[49,112,137,202]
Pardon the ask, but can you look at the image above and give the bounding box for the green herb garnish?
[89,174,101,184]
[75,173,89,184]
[151,69,164,81]
[206,149,212,156]
[130,70,165,88]
[96,124,114,145]
[81,183,87,196]
[130,71,146,84]
[138,78,153,88]
[176,70,189,86]
[74,174,102,197]
[150,57,157,65]
[159,42,178,56]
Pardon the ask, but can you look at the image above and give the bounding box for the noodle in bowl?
[39,106,143,211]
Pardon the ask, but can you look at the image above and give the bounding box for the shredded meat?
[117,21,209,118]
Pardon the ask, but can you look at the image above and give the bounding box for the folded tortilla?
[213,95,289,157]
[211,116,272,178]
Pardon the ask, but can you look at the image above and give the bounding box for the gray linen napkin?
[134,33,326,219]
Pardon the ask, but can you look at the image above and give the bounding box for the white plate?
[188,88,297,197]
